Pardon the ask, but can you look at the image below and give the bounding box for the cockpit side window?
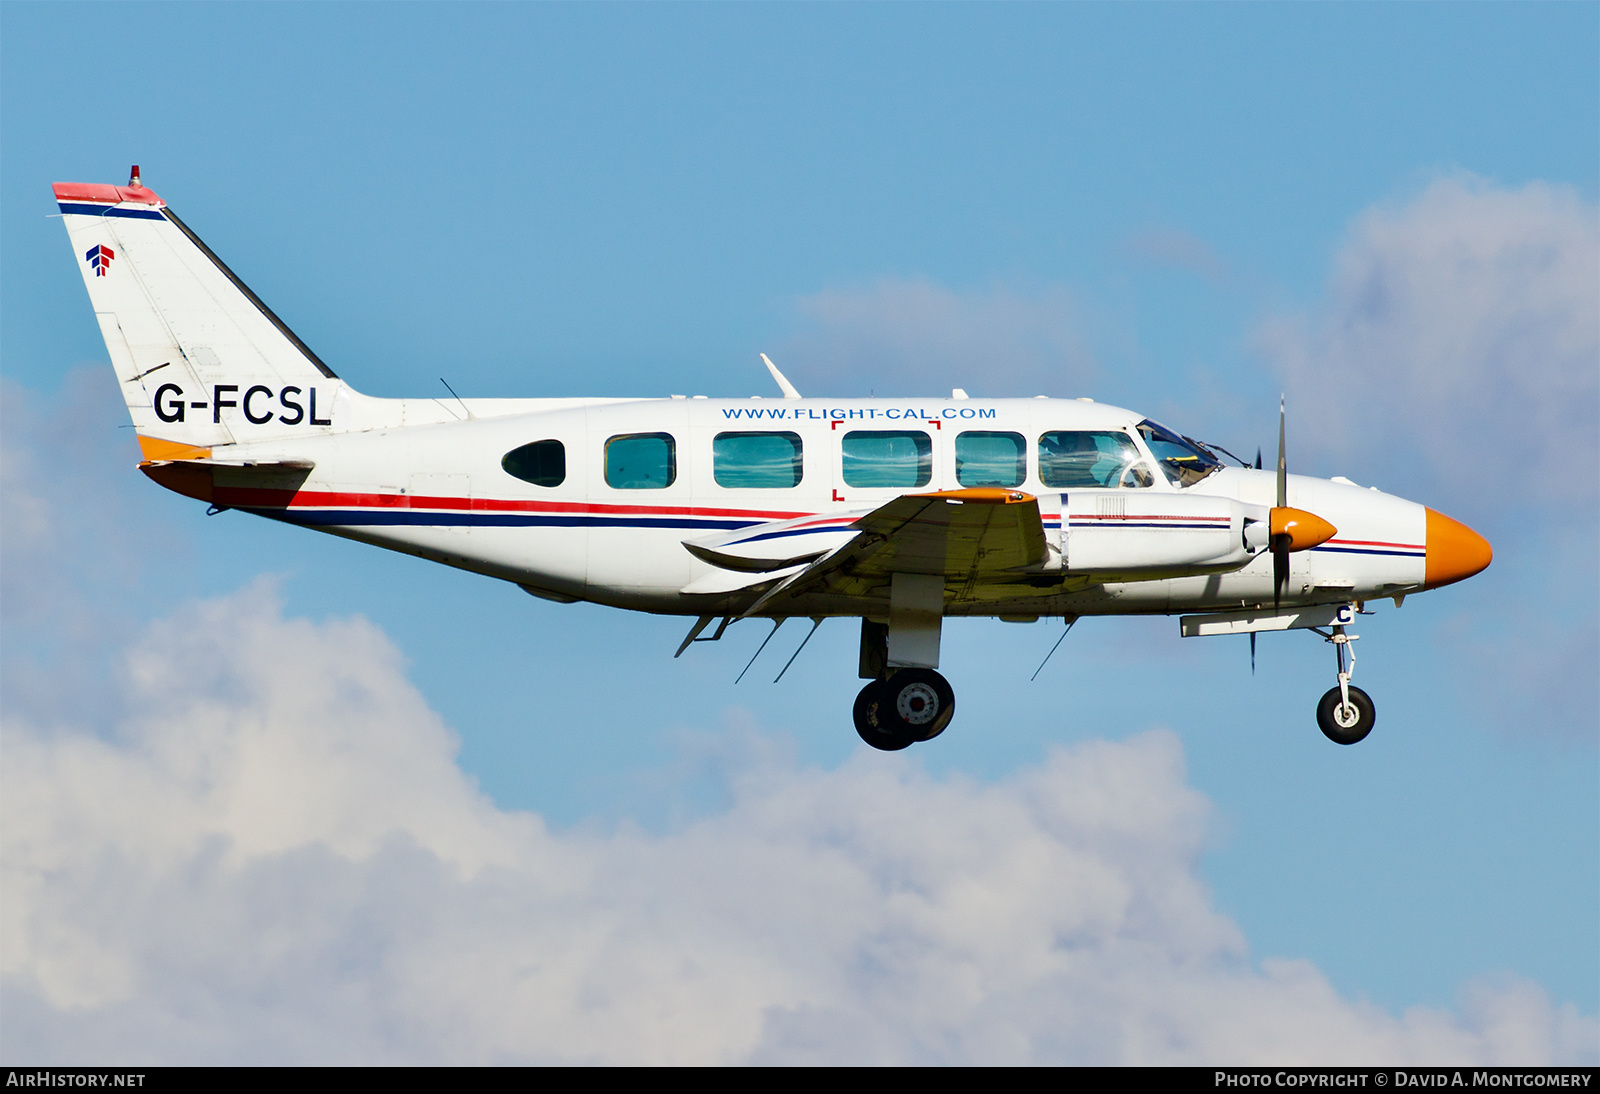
[1038,431,1150,488]
[1135,419,1222,488]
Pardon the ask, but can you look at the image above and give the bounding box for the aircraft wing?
[738,488,1049,614]
[846,487,1046,577]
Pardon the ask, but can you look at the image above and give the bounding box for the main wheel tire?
[1317,685,1376,745]
[881,668,956,742]
[853,680,915,751]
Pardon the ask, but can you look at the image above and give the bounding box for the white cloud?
[1250,177,1599,743]
[3,587,1593,1065]
[1257,176,1599,511]
[1124,226,1230,284]
[0,373,194,732]
[776,278,1096,399]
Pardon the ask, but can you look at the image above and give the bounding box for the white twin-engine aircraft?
[57,170,1492,751]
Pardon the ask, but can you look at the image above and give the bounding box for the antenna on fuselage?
[760,353,802,399]
[439,377,475,420]
[1030,616,1079,681]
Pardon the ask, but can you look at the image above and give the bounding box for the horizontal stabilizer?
[683,510,867,572]
[683,541,827,575]
[681,562,811,596]
[139,457,315,506]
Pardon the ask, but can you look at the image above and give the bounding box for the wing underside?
[687,488,1058,614]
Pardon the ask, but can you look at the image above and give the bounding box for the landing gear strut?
[853,669,956,751]
[1314,618,1375,745]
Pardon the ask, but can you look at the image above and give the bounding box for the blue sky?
[2,3,1595,1064]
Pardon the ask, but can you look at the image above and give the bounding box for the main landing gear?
[853,669,956,751]
[852,588,955,751]
[1313,616,1375,745]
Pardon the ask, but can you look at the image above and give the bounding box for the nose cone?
[1424,508,1492,590]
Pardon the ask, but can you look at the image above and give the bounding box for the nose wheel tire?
[853,669,956,751]
[1317,685,1376,745]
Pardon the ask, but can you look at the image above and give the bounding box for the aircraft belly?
[587,528,694,591]
[254,509,592,597]
[471,526,590,588]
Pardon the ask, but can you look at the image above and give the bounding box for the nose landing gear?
[853,669,956,751]
[1318,684,1375,744]
[1314,618,1375,744]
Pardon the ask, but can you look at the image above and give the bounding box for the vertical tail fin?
[55,171,350,451]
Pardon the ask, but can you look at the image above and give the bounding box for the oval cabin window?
[502,439,566,487]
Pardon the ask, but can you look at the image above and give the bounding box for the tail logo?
[85,244,115,276]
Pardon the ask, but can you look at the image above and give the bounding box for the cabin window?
[842,430,932,489]
[501,439,566,487]
[714,431,803,488]
[605,432,676,489]
[1038,430,1150,489]
[955,431,1026,487]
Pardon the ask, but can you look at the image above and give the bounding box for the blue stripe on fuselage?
[245,508,763,531]
[1310,545,1424,558]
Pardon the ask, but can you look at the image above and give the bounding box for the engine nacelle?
[1061,490,1272,575]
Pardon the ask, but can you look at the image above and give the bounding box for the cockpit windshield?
[1136,419,1223,487]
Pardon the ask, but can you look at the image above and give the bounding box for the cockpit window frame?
[1134,418,1223,488]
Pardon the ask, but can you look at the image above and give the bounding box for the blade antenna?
[1250,631,1256,676]
[1030,615,1079,681]
[760,353,802,399]
[439,377,475,420]
[773,617,825,682]
[735,618,785,684]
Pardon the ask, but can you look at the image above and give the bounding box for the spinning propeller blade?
[1263,398,1337,609]
[1276,397,1287,509]
[1273,398,1289,607]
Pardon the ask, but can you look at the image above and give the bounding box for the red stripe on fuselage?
[211,485,813,521]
